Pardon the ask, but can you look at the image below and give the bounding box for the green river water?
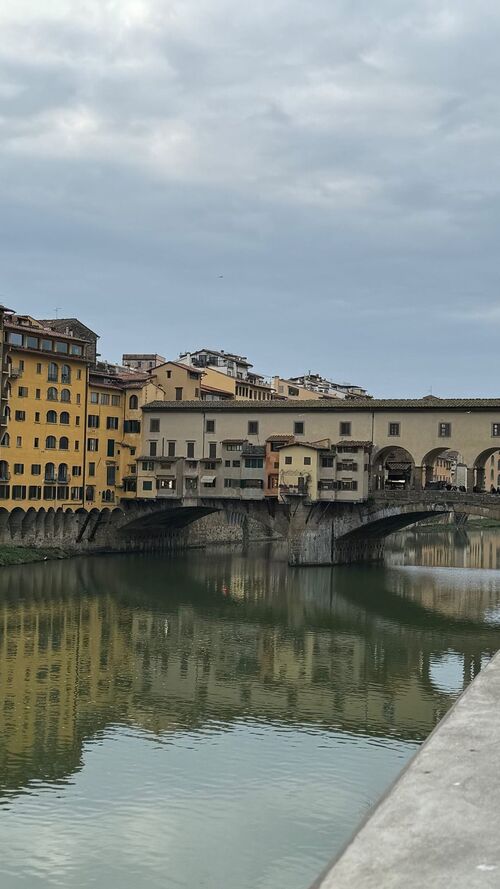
[1,527,500,889]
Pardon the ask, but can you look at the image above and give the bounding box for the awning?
[201,475,216,483]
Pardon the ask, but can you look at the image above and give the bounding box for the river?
[1,527,500,889]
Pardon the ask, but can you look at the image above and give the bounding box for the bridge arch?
[474,448,500,492]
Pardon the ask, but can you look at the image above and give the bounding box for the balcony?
[9,366,23,379]
[279,483,309,498]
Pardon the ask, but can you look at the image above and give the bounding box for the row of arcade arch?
[372,447,500,492]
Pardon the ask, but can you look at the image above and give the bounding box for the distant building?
[286,373,369,400]
[122,353,166,371]
[39,318,99,366]
[178,348,252,380]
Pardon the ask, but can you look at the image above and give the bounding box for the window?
[16,436,22,447]
[149,441,157,457]
[47,410,57,424]
[60,389,71,403]
[339,422,351,437]
[389,422,400,437]
[492,424,500,437]
[77,370,82,380]
[88,415,99,428]
[232,460,240,467]
[1,433,9,447]
[46,436,56,449]
[224,478,241,488]
[60,411,70,425]
[100,393,110,405]
[70,487,83,500]
[244,457,263,469]
[48,362,58,382]
[107,440,115,457]
[285,455,292,465]
[225,460,231,467]
[111,394,120,406]
[72,466,82,477]
[206,420,215,433]
[34,438,39,449]
[168,441,176,457]
[88,463,95,477]
[225,443,243,451]
[248,421,259,435]
[438,423,451,438]
[28,486,41,500]
[59,437,69,450]
[43,485,56,499]
[294,421,304,435]
[55,341,68,354]
[61,365,71,383]
[107,417,119,430]
[288,386,299,396]
[141,461,154,471]
[106,466,116,486]
[142,481,153,491]
[341,480,358,491]
[14,464,24,474]
[166,370,172,378]
[40,338,52,351]
[58,463,69,482]
[75,441,79,451]
[202,461,216,470]
[31,464,41,475]
[129,395,139,410]
[44,462,56,481]
[36,363,42,374]
[15,410,25,421]
[150,418,160,432]
[35,411,40,423]
[85,486,95,502]
[87,438,98,451]
[47,387,57,401]
[175,387,183,401]
[130,447,136,455]
[8,332,23,346]
[209,442,217,459]
[70,344,83,356]
[18,386,28,398]
[124,420,141,433]
[304,456,311,465]
[76,393,81,405]
[90,392,99,404]
[12,485,26,500]
[187,442,195,459]
[35,389,41,400]
[321,456,334,468]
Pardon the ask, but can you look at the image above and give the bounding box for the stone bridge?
[2,490,500,565]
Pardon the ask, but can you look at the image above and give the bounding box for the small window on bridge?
[438,423,451,437]
[492,423,500,437]
[339,422,351,437]
[388,423,400,436]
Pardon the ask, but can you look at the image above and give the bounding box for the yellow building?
[0,316,88,508]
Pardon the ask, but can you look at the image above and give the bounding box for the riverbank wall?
[312,649,500,889]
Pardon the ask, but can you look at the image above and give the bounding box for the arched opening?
[47,387,58,401]
[45,462,55,482]
[46,410,57,424]
[61,364,71,384]
[48,362,58,382]
[60,389,71,403]
[421,448,467,490]
[59,436,69,450]
[46,435,56,449]
[0,460,9,481]
[58,463,69,483]
[60,411,70,425]
[129,395,139,410]
[1,432,10,447]
[372,446,416,491]
[474,449,500,492]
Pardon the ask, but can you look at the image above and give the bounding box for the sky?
[1,0,500,397]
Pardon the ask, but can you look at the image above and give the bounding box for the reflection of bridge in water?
[1,548,500,799]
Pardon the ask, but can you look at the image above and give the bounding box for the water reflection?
[0,537,499,888]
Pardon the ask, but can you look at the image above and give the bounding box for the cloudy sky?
[1,1,499,396]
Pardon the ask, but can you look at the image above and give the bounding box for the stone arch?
[0,507,10,542]
[9,507,25,540]
[420,448,467,489]
[45,507,55,539]
[54,509,65,539]
[21,507,37,542]
[474,448,500,492]
[371,446,417,491]
[35,508,47,540]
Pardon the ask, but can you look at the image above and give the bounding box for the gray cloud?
[1,0,500,395]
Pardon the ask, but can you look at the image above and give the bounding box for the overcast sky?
[1,1,499,396]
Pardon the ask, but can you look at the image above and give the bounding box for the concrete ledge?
[312,650,500,889]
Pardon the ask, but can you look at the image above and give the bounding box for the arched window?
[46,436,56,449]
[59,436,69,450]
[48,362,58,382]
[0,460,9,480]
[129,395,139,410]
[61,364,71,384]
[60,389,71,403]
[46,410,57,424]
[44,462,55,481]
[3,405,10,420]
[5,382,11,399]
[47,387,58,401]
[59,411,70,425]
[58,463,68,482]
[1,432,10,447]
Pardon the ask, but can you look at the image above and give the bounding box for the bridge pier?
[287,501,385,567]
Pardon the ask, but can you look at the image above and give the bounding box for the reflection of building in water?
[1,551,500,797]
[387,528,500,572]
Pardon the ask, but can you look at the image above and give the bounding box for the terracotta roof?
[336,441,373,449]
[279,440,330,451]
[266,434,295,442]
[142,398,500,412]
